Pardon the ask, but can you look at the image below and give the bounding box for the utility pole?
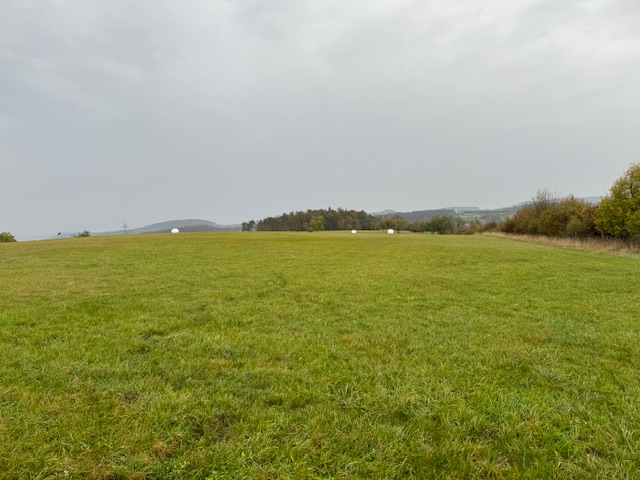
[121,221,130,235]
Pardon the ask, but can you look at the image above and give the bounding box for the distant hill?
[444,207,480,213]
[141,223,242,234]
[128,219,220,234]
[121,219,241,235]
[370,196,602,224]
[370,209,397,216]
[369,206,518,224]
[54,219,241,239]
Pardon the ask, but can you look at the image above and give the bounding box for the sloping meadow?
[1,232,639,478]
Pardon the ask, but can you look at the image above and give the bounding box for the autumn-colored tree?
[595,163,640,239]
[539,196,596,237]
[501,189,559,235]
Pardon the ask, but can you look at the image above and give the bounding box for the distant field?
[1,232,640,479]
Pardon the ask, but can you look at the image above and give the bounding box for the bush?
[484,221,499,232]
[595,162,640,239]
[424,216,463,235]
[456,219,483,235]
[0,232,17,243]
[500,190,595,238]
[539,196,596,237]
[501,204,540,234]
[74,230,91,238]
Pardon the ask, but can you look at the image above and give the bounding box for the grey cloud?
[233,0,303,40]
[508,0,590,46]
[602,0,640,15]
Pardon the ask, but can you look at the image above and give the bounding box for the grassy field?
[1,232,640,479]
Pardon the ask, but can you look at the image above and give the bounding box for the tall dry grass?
[485,231,640,255]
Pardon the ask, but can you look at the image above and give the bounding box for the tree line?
[500,162,640,241]
[377,216,484,234]
[245,208,378,232]
[244,162,640,240]
[243,208,483,234]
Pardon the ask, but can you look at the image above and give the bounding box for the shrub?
[484,221,499,232]
[425,216,463,235]
[500,190,596,238]
[501,204,540,234]
[539,196,596,237]
[0,232,17,243]
[74,230,91,238]
[458,219,483,235]
[595,162,640,239]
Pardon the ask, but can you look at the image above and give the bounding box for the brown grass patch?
[484,232,640,255]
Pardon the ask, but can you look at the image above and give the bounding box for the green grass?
[1,232,640,479]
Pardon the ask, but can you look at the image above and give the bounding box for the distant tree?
[448,217,466,233]
[242,220,256,232]
[595,162,640,239]
[531,188,559,214]
[378,218,397,230]
[74,230,91,238]
[309,215,325,232]
[425,216,460,234]
[338,211,360,230]
[323,208,340,230]
[358,211,377,230]
[395,219,409,233]
[0,232,16,243]
[407,221,423,233]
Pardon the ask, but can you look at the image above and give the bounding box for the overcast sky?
[2,0,639,238]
